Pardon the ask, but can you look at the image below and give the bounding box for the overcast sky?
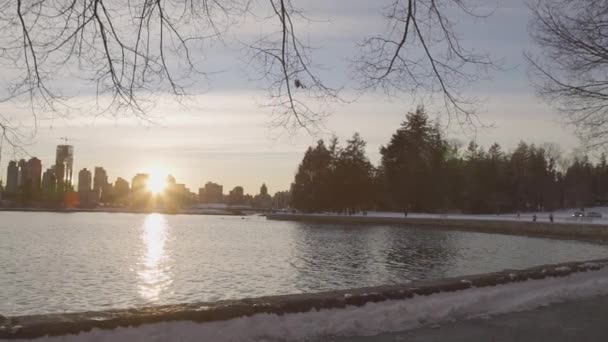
[0,0,580,195]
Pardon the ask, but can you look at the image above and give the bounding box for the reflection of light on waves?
[138,214,172,301]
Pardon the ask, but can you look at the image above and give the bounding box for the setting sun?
[146,168,168,194]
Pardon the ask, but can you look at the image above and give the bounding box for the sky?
[0,0,581,195]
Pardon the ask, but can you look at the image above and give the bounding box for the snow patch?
[14,268,608,342]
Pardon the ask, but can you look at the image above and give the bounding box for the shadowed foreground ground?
[327,295,608,342]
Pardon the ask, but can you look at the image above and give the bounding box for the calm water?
[1,212,607,316]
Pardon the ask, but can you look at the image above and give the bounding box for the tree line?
[291,107,608,214]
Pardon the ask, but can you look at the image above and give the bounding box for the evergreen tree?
[333,133,374,212]
[380,106,447,212]
[291,140,333,212]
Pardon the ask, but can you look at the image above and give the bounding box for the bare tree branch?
[0,0,501,146]
[527,0,608,149]
[354,0,497,128]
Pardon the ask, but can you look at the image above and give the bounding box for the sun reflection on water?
[138,213,172,302]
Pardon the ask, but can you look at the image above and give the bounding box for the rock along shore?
[1,259,607,339]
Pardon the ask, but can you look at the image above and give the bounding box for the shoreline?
[0,207,246,216]
[266,213,608,242]
[1,258,606,339]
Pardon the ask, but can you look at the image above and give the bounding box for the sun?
[145,167,168,194]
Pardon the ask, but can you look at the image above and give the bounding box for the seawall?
[1,259,607,339]
[266,214,608,242]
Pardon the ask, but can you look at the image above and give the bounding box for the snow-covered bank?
[267,212,608,242]
[3,260,608,341]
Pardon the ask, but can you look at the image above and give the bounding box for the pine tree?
[380,106,447,212]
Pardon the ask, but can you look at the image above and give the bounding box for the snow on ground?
[290,207,608,225]
[19,267,608,342]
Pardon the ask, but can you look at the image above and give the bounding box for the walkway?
[328,295,608,341]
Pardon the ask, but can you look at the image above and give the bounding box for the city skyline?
[0,143,283,197]
[1,143,275,202]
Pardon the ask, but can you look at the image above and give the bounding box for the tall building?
[131,173,149,193]
[130,173,150,209]
[228,186,244,205]
[93,167,108,194]
[199,181,223,203]
[93,167,110,203]
[254,183,272,209]
[6,161,18,194]
[28,157,42,194]
[17,159,28,187]
[55,145,74,192]
[114,177,130,203]
[42,167,56,193]
[78,168,98,208]
[78,168,92,194]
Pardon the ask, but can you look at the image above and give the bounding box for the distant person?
[549,213,554,223]
[532,214,537,222]
[404,210,408,218]
[516,211,520,220]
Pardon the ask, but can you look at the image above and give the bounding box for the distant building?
[114,177,130,204]
[131,173,149,193]
[78,168,92,194]
[78,168,97,208]
[28,157,42,195]
[6,161,18,194]
[174,183,187,194]
[253,183,272,209]
[130,173,150,208]
[17,159,28,189]
[167,174,176,186]
[199,182,223,203]
[42,167,56,193]
[93,167,108,194]
[228,186,245,205]
[55,145,74,192]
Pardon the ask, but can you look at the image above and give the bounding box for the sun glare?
[146,168,168,194]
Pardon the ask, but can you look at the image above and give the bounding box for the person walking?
[532,214,537,222]
[549,213,554,223]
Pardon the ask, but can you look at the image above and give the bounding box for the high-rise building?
[199,181,223,203]
[42,167,56,193]
[78,168,98,208]
[28,157,42,194]
[6,161,18,194]
[17,159,28,189]
[55,145,74,192]
[131,173,149,193]
[93,167,108,194]
[228,186,244,205]
[78,168,92,194]
[114,177,130,203]
[254,183,272,209]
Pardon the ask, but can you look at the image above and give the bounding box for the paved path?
[325,295,608,341]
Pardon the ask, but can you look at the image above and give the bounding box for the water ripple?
[1,212,607,315]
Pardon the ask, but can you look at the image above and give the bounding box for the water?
[1,212,607,316]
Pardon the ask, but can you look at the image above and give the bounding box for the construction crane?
[59,137,81,144]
